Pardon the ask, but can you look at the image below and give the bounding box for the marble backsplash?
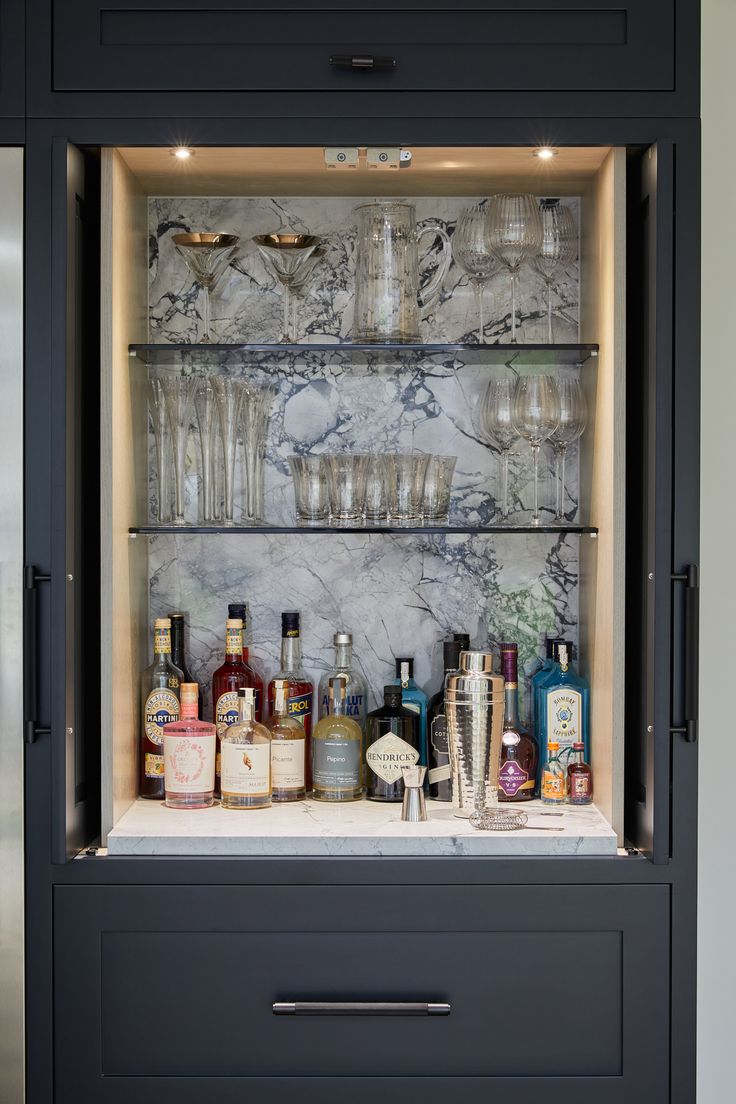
[145,195,584,714]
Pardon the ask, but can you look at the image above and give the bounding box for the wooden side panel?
[100,149,148,840]
[579,148,626,838]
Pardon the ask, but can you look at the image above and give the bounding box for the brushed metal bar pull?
[671,564,699,743]
[273,1001,450,1016]
[23,565,52,744]
[329,54,396,70]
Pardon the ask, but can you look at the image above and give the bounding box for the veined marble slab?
[108,797,617,857]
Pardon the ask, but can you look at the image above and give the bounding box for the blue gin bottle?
[537,642,590,776]
[392,658,428,767]
[531,637,567,744]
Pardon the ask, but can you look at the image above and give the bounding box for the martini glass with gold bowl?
[253,232,321,343]
[173,232,239,343]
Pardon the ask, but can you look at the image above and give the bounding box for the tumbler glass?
[383,452,431,523]
[288,454,329,525]
[364,454,389,524]
[326,453,369,524]
[422,455,457,522]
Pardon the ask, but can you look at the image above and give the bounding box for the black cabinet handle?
[273,1001,450,1016]
[23,565,51,745]
[671,564,699,743]
[329,54,396,70]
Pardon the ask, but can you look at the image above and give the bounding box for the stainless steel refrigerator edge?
[0,147,25,1104]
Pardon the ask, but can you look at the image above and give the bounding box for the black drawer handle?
[329,54,396,70]
[273,1001,450,1016]
[671,564,699,743]
[23,565,52,745]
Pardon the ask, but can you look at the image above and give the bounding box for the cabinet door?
[0,0,23,117]
[51,0,674,94]
[54,883,670,1103]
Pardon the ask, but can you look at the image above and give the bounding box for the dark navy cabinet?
[0,0,23,123]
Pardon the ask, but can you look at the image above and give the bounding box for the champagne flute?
[213,377,247,526]
[529,200,578,343]
[478,376,519,521]
[549,377,587,521]
[451,203,500,343]
[485,194,542,343]
[147,378,170,524]
[194,379,218,523]
[511,375,561,526]
[161,375,199,527]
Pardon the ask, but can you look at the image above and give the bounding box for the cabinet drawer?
[52,0,674,94]
[54,883,669,1102]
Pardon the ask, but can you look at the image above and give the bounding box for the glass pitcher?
[353,202,452,342]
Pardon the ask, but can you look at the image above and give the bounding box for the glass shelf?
[129,342,599,369]
[129,524,598,536]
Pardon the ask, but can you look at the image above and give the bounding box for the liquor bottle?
[220,688,271,810]
[140,618,183,800]
[391,658,428,767]
[228,601,260,669]
[497,642,538,803]
[266,678,306,802]
[162,683,216,809]
[365,685,421,802]
[531,637,567,744]
[312,676,363,802]
[427,636,466,801]
[567,742,594,805]
[212,617,263,794]
[169,612,198,687]
[267,611,314,786]
[541,740,566,805]
[317,631,367,731]
[537,641,590,770]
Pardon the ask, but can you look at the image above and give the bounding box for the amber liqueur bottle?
[497,642,538,803]
[212,616,263,794]
[267,611,314,789]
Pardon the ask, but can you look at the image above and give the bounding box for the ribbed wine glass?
[529,200,578,343]
[485,194,542,343]
[548,377,587,521]
[452,203,500,343]
[511,375,560,526]
[478,376,519,521]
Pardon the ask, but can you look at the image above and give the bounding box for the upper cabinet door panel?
[51,0,674,94]
[0,0,24,118]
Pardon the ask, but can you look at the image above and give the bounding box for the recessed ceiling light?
[533,147,558,160]
[170,147,194,160]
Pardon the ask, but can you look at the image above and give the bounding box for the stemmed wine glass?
[451,203,500,343]
[194,379,218,523]
[478,376,519,521]
[161,375,199,527]
[529,200,578,343]
[548,377,587,522]
[253,232,321,343]
[511,375,561,527]
[485,194,542,343]
[173,232,239,343]
[147,378,170,524]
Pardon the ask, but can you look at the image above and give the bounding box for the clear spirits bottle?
[317,631,367,732]
[311,676,363,802]
[365,685,421,802]
[267,612,314,788]
[541,740,567,805]
[220,687,271,810]
[267,678,306,802]
[140,618,183,800]
[391,657,428,768]
[163,683,216,809]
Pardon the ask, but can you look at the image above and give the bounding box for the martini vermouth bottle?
[140,618,183,800]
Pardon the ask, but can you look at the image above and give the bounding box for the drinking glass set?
[288,452,457,527]
[478,375,587,525]
[147,375,275,526]
[452,195,578,343]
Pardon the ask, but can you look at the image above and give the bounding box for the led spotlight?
[533,147,558,161]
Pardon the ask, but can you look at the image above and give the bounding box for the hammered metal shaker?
[445,651,505,824]
[401,765,428,822]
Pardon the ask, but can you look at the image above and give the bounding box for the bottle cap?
[395,657,414,679]
[500,642,519,684]
[546,636,565,659]
[226,618,243,630]
[154,618,171,629]
[282,611,300,637]
[442,639,463,671]
[228,602,247,623]
[572,742,585,750]
[384,684,403,706]
[334,631,352,646]
[548,741,560,750]
[328,675,347,699]
[180,683,198,706]
[551,640,572,662]
[169,612,185,622]
[453,632,470,650]
[238,687,255,701]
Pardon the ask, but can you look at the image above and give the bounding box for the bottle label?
[220,742,270,797]
[366,732,419,784]
[428,764,451,784]
[271,738,306,791]
[216,691,240,736]
[153,627,171,655]
[313,736,362,790]
[430,714,449,755]
[542,768,566,802]
[321,691,363,718]
[570,773,592,799]
[287,692,312,722]
[546,688,583,752]
[225,626,243,655]
[498,759,531,797]
[144,689,180,745]
[144,752,164,778]
[164,733,215,793]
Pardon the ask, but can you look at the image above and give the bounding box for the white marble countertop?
[107,797,618,857]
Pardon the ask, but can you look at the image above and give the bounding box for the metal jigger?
[401,766,428,822]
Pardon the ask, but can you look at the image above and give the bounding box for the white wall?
[698,2,736,1100]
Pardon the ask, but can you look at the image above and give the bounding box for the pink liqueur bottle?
[163,683,216,809]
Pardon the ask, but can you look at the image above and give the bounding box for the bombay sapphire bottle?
[537,642,590,772]
[391,657,428,767]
